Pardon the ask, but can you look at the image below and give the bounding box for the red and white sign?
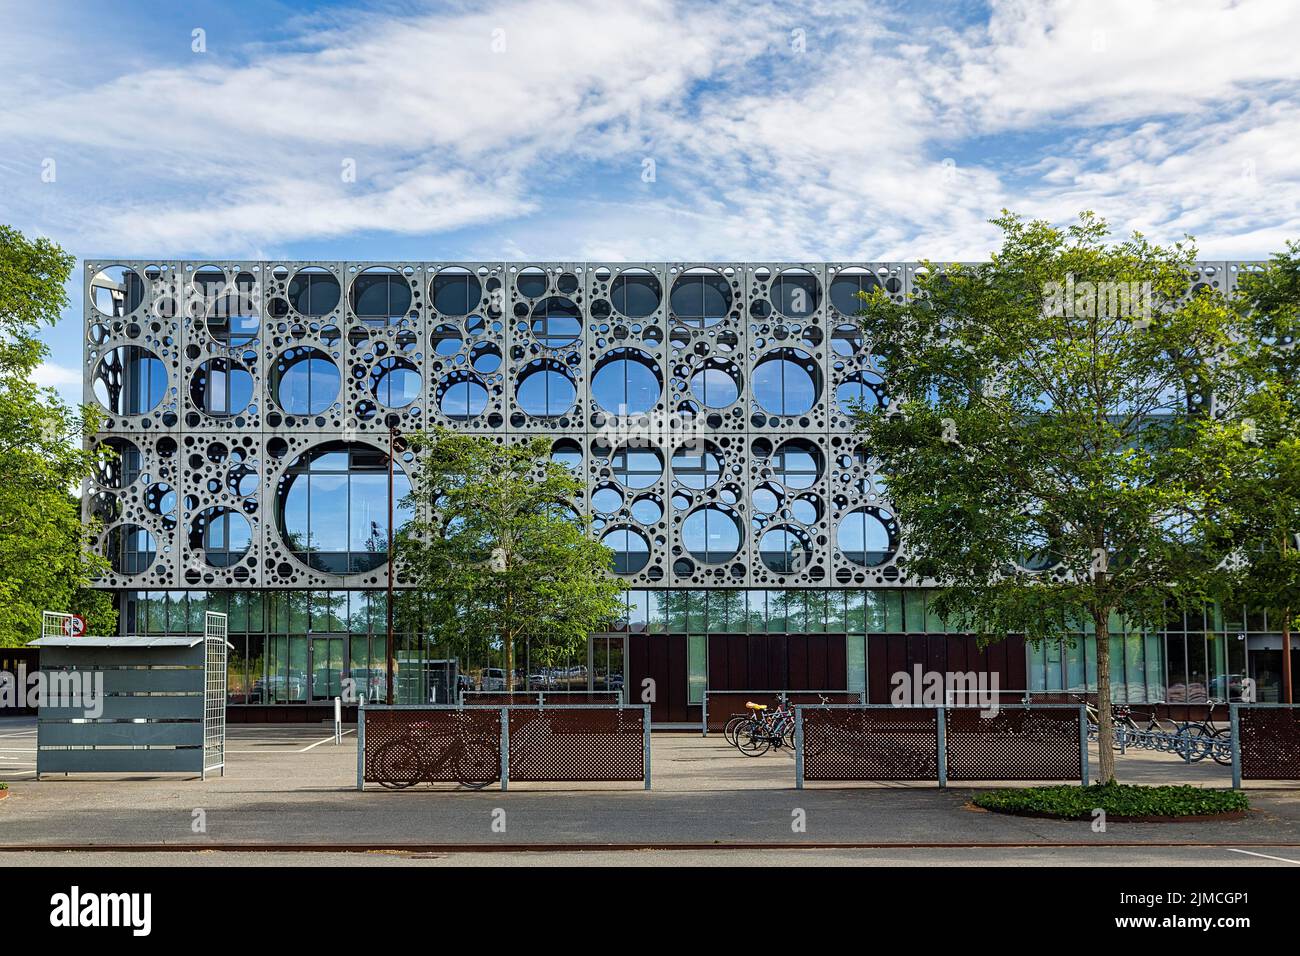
[61,614,86,637]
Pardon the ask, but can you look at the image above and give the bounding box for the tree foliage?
[0,225,114,645]
[853,211,1241,781]
[394,429,626,681]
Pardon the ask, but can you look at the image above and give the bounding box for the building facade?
[82,260,1277,723]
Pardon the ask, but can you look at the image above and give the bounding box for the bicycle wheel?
[723,715,747,747]
[1176,724,1211,762]
[1207,726,1234,767]
[736,721,771,756]
[454,736,501,790]
[372,740,421,790]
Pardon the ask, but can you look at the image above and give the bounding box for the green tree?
[1198,243,1300,703]
[853,211,1240,782]
[394,429,626,696]
[0,226,114,645]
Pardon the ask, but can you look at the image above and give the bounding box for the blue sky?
[3,0,1300,408]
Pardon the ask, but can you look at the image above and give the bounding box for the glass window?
[687,634,707,705]
[591,351,660,416]
[611,270,661,317]
[272,348,340,416]
[431,269,480,316]
[287,269,340,316]
[92,345,167,415]
[751,349,820,416]
[846,635,866,695]
[669,270,732,328]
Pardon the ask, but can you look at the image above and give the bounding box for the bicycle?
[1173,699,1232,766]
[372,718,500,790]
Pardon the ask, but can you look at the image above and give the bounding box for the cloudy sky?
[4,0,1300,406]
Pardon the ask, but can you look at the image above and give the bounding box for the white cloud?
[0,0,1298,261]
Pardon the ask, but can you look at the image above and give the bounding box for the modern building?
[82,260,1279,724]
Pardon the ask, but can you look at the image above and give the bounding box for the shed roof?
[29,635,230,649]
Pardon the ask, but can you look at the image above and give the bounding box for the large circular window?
[602,526,650,574]
[370,357,422,408]
[671,441,723,489]
[591,349,661,415]
[752,348,821,416]
[90,265,145,317]
[681,505,741,564]
[516,359,576,417]
[771,269,821,318]
[688,360,741,408]
[436,371,488,420]
[350,267,411,324]
[95,437,142,488]
[271,348,340,416]
[431,268,481,316]
[829,268,883,316]
[189,506,253,567]
[836,371,888,415]
[838,507,897,567]
[105,523,157,574]
[93,346,167,416]
[287,268,340,316]
[610,270,661,317]
[759,524,813,573]
[190,359,254,418]
[769,438,823,488]
[530,297,582,348]
[670,269,732,327]
[276,442,412,574]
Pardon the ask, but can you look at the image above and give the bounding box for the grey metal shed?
[31,611,230,779]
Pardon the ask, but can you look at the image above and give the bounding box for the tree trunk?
[1093,605,1117,785]
[1283,607,1293,705]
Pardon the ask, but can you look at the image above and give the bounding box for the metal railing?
[458,689,624,707]
[794,703,1088,789]
[359,701,650,791]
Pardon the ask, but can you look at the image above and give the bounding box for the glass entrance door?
[310,636,344,701]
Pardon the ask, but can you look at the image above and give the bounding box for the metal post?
[794,707,804,790]
[1230,702,1242,790]
[334,696,342,745]
[1118,722,1126,755]
[936,706,947,789]
[1078,704,1090,785]
[385,424,398,706]
[499,706,509,792]
[643,705,652,790]
[356,699,366,792]
[702,692,708,737]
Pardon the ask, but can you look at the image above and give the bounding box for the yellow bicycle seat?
[745,701,767,711]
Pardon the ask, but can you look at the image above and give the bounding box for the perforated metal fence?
[1232,704,1300,784]
[795,704,1087,788]
[944,706,1083,781]
[359,703,650,790]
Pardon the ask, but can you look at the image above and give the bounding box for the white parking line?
[299,730,354,752]
[1227,848,1300,865]
[227,730,354,755]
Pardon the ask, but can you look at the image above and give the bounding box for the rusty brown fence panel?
[359,704,650,790]
[945,707,1082,781]
[361,707,502,788]
[1234,705,1300,782]
[801,707,939,781]
[507,707,646,782]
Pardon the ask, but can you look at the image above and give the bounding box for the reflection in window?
[272,348,340,416]
[189,507,253,567]
[191,359,254,417]
[770,439,822,488]
[602,527,650,574]
[751,349,820,415]
[689,362,740,408]
[516,361,576,417]
[838,508,895,567]
[287,269,341,316]
[93,346,167,416]
[682,505,741,564]
[669,271,732,327]
[106,524,157,574]
[350,269,412,325]
[591,350,660,415]
[611,271,661,317]
[671,442,722,489]
[529,297,582,348]
[277,442,412,574]
[611,446,663,488]
[370,357,422,408]
[431,269,481,316]
[829,269,882,316]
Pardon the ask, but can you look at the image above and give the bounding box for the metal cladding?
[83,260,1243,591]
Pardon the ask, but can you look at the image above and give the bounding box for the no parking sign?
[61,614,86,637]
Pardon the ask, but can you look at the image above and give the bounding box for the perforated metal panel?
[802,707,939,780]
[507,707,646,782]
[1238,706,1300,780]
[944,706,1081,781]
[362,707,502,786]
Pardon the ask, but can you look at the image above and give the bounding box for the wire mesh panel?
[508,707,646,781]
[1238,706,1300,780]
[203,611,228,776]
[802,707,939,780]
[945,707,1081,781]
[363,708,502,786]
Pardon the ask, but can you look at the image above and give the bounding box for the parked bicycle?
[372,718,500,789]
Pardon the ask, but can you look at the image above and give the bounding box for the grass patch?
[972,783,1248,820]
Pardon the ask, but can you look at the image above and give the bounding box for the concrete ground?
[3,717,1298,855]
